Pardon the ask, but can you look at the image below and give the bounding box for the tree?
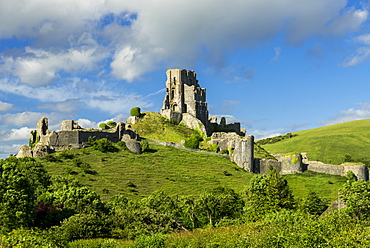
[130,107,141,117]
[0,157,50,231]
[245,168,295,220]
[340,179,370,219]
[298,191,328,215]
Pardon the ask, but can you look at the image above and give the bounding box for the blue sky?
[1,0,370,157]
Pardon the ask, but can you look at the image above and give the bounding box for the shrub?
[59,213,112,241]
[116,141,127,150]
[140,140,150,152]
[106,121,116,127]
[130,107,141,117]
[88,137,117,153]
[99,123,108,130]
[184,133,201,149]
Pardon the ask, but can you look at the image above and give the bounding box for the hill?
[39,144,346,202]
[259,119,370,166]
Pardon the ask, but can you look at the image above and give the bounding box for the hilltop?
[259,119,370,166]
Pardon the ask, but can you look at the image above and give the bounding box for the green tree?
[340,179,370,219]
[298,191,328,215]
[130,107,141,117]
[0,157,50,231]
[245,168,295,220]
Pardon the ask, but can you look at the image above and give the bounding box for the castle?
[15,68,369,181]
[160,69,245,136]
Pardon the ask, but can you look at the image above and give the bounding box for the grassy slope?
[38,112,348,202]
[262,119,370,165]
[40,145,346,202]
[130,112,196,143]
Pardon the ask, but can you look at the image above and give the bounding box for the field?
[261,119,370,165]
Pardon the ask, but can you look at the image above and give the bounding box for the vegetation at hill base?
[259,119,370,166]
[0,154,368,247]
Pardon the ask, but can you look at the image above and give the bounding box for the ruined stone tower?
[161,69,209,133]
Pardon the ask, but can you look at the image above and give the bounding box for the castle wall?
[78,131,120,144]
[231,135,254,172]
[255,158,281,174]
[306,161,368,181]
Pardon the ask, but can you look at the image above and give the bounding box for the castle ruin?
[161,69,244,136]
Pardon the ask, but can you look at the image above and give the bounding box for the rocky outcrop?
[125,140,142,154]
[16,145,33,158]
[126,116,141,125]
[33,143,50,157]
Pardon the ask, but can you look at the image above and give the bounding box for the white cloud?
[0,127,33,142]
[342,33,370,66]
[0,111,67,127]
[0,144,22,158]
[271,47,281,62]
[0,101,14,112]
[76,118,98,129]
[1,42,108,86]
[321,103,370,125]
[1,0,367,82]
[0,78,152,115]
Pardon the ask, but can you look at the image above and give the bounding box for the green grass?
[39,143,346,202]
[130,112,196,143]
[261,119,370,165]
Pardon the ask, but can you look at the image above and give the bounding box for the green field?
[261,119,370,165]
[39,143,346,202]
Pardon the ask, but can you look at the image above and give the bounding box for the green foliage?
[130,233,167,248]
[254,143,277,160]
[297,191,328,215]
[68,238,118,248]
[140,140,150,152]
[130,107,141,117]
[0,157,51,231]
[245,168,295,220]
[0,228,65,247]
[59,213,112,241]
[116,141,128,150]
[344,154,354,162]
[184,133,202,149]
[29,130,40,148]
[88,137,118,153]
[99,123,108,130]
[106,121,116,127]
[340,179,370,219]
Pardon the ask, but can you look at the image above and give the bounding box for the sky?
[1,0,370,158]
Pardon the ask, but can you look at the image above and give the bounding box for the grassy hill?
[39,144,346,202]
[34,112,348,203]
[260,119,370,165]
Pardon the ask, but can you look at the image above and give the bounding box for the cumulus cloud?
[0,101,14,112]
[0,111,67,127]
[0,144,22,158]
[0,127,33,142]
[1,41,108,86]
[0,0,367,83]
[321,103,370,125]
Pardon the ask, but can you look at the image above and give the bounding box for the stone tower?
[161,69,209,132]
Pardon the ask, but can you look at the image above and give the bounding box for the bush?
[116,141,127,150]
[130,107,141,117]
[140,140,150,152]
[106,121,116,127]
[184,133,202,149]
[59,213,112,241]
[88,137,117,153]
[99,123,108,130]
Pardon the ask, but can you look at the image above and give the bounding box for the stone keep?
[161,69,209,131]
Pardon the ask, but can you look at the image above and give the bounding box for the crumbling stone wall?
[230,135,254,172]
